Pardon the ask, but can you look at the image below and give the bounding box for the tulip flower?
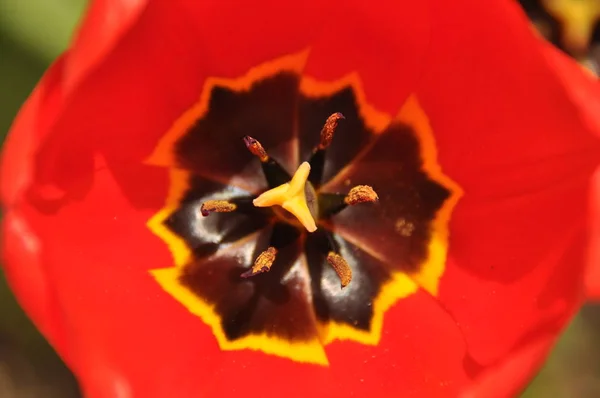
[2,1,600,397]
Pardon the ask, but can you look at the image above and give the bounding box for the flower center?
[147,55,461,365]
[200,113,379,288]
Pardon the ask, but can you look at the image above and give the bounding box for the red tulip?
[2,1,600,397]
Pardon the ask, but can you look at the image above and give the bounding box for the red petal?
[461,334,558,398]
[1,209,68,358]
[26,1,330,210]
[302,0,430,115]
[0,56,67,206]
[63,0,147,93]
[536,43,600,301]
[324,290,470,397]
[417,0,600,365]
[14,156,169,375]
[538,43,600,138]
[587,167,600,299]
[1,0,147,207]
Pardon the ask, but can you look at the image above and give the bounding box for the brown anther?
[327,252,352,288]
[344,185,379,206]
[200,200,237,216]
[241,247,278,278]
[243,136,269,162]
[318,112,345,150]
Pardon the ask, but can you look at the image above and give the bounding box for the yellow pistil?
[253,162,317,232]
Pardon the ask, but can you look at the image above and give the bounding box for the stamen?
[241,247,278,278]
[253,162,317,232]
[309,113,345,187]
[200,200,237,216]
[327,252,353,288]
[243,136,269,162]
[243,136,291,188]
[344,185,379,205]
[317,186,379,218]
[318,112,345,150]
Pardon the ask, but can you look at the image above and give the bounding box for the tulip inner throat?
[148,59,462,366]
[200,113,378,288]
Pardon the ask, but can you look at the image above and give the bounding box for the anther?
[317,185,378,218]
[241,247,278,278]
[243,136,269,162]
[327,252,352,288]
[344,185,379,206]
[318,112,345,150]
[309,113,345,187]
[200,200,237,216]
[243,136,291,188]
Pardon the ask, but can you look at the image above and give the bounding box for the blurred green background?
[0,0,599,397]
